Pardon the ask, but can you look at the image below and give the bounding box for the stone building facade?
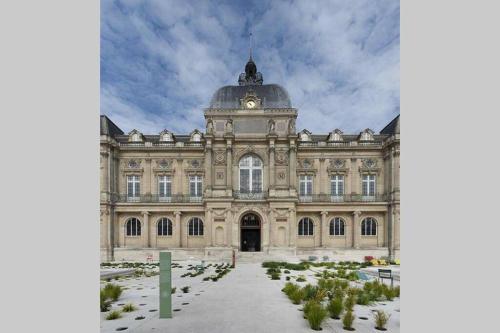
[100,57,400,262]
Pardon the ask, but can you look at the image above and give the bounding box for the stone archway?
[240,213,261,252]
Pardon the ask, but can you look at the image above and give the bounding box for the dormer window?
[128,129,143,142]
[190,129,203,142]
[298,129,311,142]
[159,129,174,142]
[329,129,343,141]
[359,128,374,141]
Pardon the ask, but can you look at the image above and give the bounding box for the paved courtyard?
[101,261,400,333]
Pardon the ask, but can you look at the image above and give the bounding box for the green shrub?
[284,270,291,274]
[344,294,356,311]
[122,303,137,312]
[305,301,328,331]
[271,272,281,280]
[342,309,355,330]
[327,297,344,319]
[356,292,371,305]
[289,289,305,304]
[286,276,291,281]
[171,287,176,294]
[105,310,122,320]
[100,290,111,312]
[318,278,334,291]
[282,282,299,296]
[296,275,307,282]
[393,285,400,297]
[181,286,190,293]
[301,284,315,300]
[382,285,395,301]
[374,310,390,330]
[103,283,122,302]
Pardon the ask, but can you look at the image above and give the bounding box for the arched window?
[239,155,263,193]
[157,218,173,236]
[126,218,141,236]
[329,217,345,236]
[188,217,204,236]
[298,217,314,236]
[361,217,377,236]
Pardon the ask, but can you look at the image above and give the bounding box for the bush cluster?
[100,283,123,311]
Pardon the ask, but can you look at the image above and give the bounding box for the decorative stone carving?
[330,159,346,169]
[214,151,226,165]
[190,159,203,168]
[362,158,377,169]
[268,118,276,134]
[156,159,172,169]
[278,171,286,180]
[225,119,233,134]
[288,118,296,134]
[275,150,289,166]
[206,119,214,135]
[299,159,312,169]
[127,159,141,169]
[216,171,224,180]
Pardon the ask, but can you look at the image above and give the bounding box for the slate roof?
[209,84,292,109]
[100,115,124,137]
[380,114,400,135]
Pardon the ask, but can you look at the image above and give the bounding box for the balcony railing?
[233,190,267,200]
[112,194,203,203]
[298,194,387,203]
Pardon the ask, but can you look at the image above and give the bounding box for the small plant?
[374,310,390,330]
[296,275,307,282]
[289,288,305,304]
[305,301,328,330]
[181,286,190,293]
[271,272,281,280]
[100,289,111,312]
[284,270,291,274]
[122,303,137,312]
[302,284,317,301]
[105,310,122,320]
[103,283,123,302]
[393,285,400,297]
[344,293,356,311]
[356,292,371,305]
[171,287,176,294]
[286,276,291,281]
[342,309,355,330]
[282,282,299,296]
[327,296,344,319]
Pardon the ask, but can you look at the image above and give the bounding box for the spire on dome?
[238,31,263,86]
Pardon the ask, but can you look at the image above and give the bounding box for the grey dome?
[209,84,292,109]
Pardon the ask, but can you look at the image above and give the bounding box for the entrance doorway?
[240,213,261,252]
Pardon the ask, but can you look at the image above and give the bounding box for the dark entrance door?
[240,213,261,252]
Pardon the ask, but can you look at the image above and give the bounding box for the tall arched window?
[361,217,377,236]
[157,218,173,236]
[329,217,345,236]
[126,218,141,236]
[239,155,263,193]
[188,217,204,236]
[298,217,314,236]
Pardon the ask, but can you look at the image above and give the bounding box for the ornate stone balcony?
[112,194,203,203]
[298,194,388,203]
[233,190,268,200]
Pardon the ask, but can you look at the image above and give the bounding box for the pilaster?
[352,210,361,249]
[142,211,150,248]
[174,211,182,247]
[320,211,328,248]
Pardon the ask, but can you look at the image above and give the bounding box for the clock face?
[246,100,256,108]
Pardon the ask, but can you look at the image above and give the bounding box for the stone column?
[226,141,233,194]
[108,207,115,260]
[144,158,152,195]
[268,139,276,192]
[205,140,212,196]
[319,157,326,195]
[288,208,296,247]
[100,152,109,199]
[206,208,213,247]
[289,142,297,194]
[394,207,400,250]
[350,158,358,196]
[142,211,150,248]
[352,211,361,249]
[269,209,275,247]
[321,211,328,248]
[174,211,182,247]
[262,212,269,251]
[229,208,238,248]
[176,158,183,195]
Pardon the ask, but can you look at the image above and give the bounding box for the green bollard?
[159,252,172,318]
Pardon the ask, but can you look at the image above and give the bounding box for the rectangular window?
[330,175,344,196]
[127,175,140,201]
[158,175,172,201]
[362,174,376,197]
[299,175,313,202]
[189,176,203,197]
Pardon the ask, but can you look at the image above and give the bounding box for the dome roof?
[209,84,292,109]
[208,57,292,109]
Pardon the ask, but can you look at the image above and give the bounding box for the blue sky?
[101,0,399,135]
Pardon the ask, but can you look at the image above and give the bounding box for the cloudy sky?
[101,0,399,135]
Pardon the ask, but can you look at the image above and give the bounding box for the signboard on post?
[159,252,172,318]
